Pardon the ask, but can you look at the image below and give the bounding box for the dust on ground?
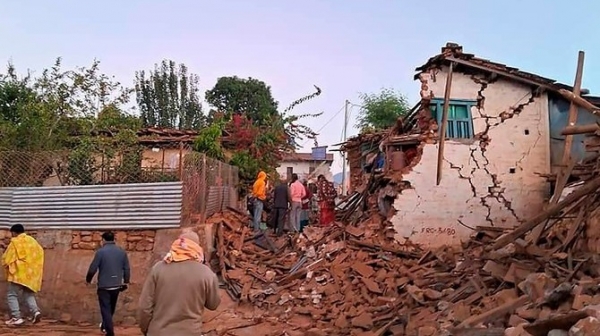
[0,289,304,336]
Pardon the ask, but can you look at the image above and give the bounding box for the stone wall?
[391,66,551,248]
[71,230,155,251]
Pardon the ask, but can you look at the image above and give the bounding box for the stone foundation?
[70,230,156,251]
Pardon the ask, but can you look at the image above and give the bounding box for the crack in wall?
[443,74,535,225]
[475,80,537,224]
[443,158,476,198]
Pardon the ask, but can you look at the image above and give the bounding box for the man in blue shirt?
[85,232,130,336]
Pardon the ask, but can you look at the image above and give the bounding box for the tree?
[0,59,134,151]
[195,84,322,191]
[205,76,278,125]
[0,59,138,186]
[134,60,204,129]
[355,88,410,131]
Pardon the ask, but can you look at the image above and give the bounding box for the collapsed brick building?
[342,43,600,247]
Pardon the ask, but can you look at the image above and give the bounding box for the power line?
[301,103,346,147]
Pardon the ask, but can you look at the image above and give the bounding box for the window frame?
[430,98,477,139]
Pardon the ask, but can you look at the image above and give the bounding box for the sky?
[2,1,600,174]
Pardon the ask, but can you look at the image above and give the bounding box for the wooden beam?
[436,62,454,186]
[540,52,586,245]
[457,295,529,328]
[562,123,600,135]
[560,51,586,168]
[529,158,576,244]
[490,175,600,250]
[523,311,588,336]
[558,89,600,115]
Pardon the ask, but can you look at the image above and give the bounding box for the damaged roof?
[416,42,600,104]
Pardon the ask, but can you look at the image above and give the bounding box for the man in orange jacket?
[251,171,267,231]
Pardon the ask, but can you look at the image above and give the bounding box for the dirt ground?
[0,290,303,336]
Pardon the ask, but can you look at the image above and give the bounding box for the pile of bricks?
[208,187,600,336]
[71,230,155,251]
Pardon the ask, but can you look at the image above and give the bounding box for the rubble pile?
[206,170,600,336]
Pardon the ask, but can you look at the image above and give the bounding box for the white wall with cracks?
[392,66,551,247]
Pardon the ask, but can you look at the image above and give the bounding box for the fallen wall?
[392,66,551,247]
[0,228,185,324]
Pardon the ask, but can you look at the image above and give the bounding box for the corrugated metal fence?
[205,186,238,218]
[0,182,182,230]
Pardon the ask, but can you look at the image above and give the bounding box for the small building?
[343,43,600,248]
[276,151,334,182]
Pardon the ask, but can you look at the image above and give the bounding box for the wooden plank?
[531,158,577,243]
[540,52,586,245]
[562,123,600,135]
[447,328,505,336]
[457,295,529,328]
[553,198,589,254]
[558,88,600,115]
[490,175,600,250]
[559,51,585,183]
[436,61,455,186]
[523,311,588,336]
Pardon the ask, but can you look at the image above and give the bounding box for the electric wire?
[300,103,346,147]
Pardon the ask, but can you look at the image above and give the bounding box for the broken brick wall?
[392,66,551,247]
[0,228,183,324]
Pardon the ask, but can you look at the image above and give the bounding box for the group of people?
[250,170,338,234]
[2,224,220,336]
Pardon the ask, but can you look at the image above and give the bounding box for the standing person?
[299,180,312,232]
[2,224,44,326]
[288,173,306,232]
[251,171,268,231]
[86,232,130,336]
[138,231,220,335]
[271,179,291,236]
[317,175,337,226]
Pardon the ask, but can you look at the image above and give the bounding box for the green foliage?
[203,84,322,188]
[96,104,142,131]
[193,120,225,160]
[67,138,97,185]
[2,57,323,190]
[0,59,135,151]
[135,60,204,129]
[229,151,261,184]
[205,76,278,126]
[355,88,410,131]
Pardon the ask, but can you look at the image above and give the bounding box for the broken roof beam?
[558,89,600,115]
[562,123,600,135]
[536,51,586,243]
[490,175,600,251]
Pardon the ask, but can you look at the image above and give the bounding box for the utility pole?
[341,100,349,196]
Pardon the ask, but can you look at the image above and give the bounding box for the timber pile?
[207,170,600,336]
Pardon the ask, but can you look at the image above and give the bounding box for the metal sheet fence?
[0,182,183,230]
[0,148,240,227]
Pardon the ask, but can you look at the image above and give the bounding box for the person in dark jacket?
[271,179,291,236]
[85,232,130,336]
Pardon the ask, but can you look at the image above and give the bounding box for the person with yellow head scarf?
[138,231,219,335]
